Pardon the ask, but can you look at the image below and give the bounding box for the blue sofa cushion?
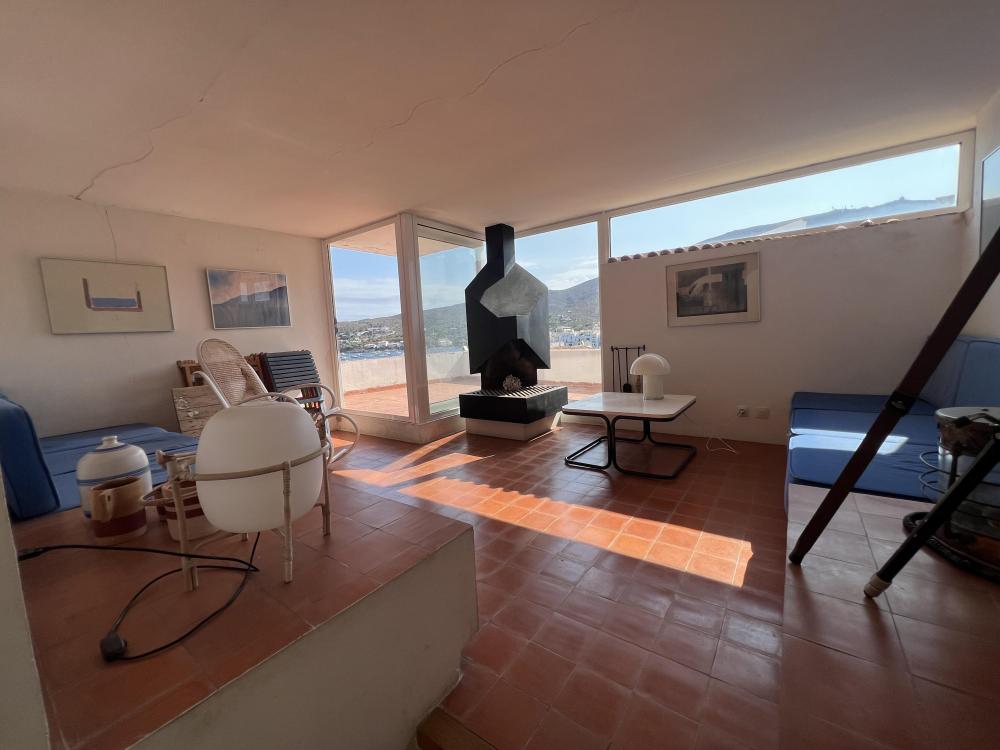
[0,395,60,520]
[789,409,940,446]
[920,335,971,408]
[954,339,1000,406]
[40,425,176,476]
[1,393,199,517]
[43,429,198,511]
[38,423,166,454]
[790,392,936,416]
[788,434,932,501]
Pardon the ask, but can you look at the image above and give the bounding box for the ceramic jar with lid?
[76,436,152,517]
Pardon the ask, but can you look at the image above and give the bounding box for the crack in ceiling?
[71,0,286,202]
[346,1,638,157]
[73,0,637,202]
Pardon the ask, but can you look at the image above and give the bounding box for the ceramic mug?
[90,476,148,544]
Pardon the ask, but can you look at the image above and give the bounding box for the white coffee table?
[562,392,697,479]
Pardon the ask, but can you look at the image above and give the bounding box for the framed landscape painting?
[207,268,291,329]
[666,252,760,327]
[39,258,174,334]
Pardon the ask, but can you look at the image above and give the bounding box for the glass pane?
[417,229,484,414]
[329,223,409,417]
[611,143,961,255]
[515,222,601,401]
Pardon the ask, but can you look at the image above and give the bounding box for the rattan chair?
[195,338,268,407]
[194,337,360,538]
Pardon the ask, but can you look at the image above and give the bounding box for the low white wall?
[600,214,966,444]
[0,188,331,438]
[0,479,50,750]
[540,348,602,384]
[340,349,470,393]
[137,528,477,750]
[340,348,601,394]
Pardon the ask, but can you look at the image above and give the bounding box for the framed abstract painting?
[666,252,760,327]
[206,268,291,329]
[39,257,174,334]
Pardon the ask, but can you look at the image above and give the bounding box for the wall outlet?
[754,407,771,420]
[736,405,749,418]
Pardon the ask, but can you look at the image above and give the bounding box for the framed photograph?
[666,252,760,327]
[207,268,290,329]
[39,257,174,334]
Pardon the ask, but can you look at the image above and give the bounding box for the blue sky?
[331,144,959,321]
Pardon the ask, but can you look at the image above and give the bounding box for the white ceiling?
[2,0,1000,239]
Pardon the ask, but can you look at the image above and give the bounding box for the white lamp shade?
[195,400,322,533]
[630,353,671,376]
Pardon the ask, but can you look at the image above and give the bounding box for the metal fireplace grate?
[466,385,566,398]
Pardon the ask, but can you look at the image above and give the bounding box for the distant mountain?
[699,196,954,244]
[211,285,290,328]
[549,277,599,329]
[336,276,599,351]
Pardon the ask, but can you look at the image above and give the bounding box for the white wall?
[600,215,966,444]
[137,530,477,750]
[0,189,331,437]
[0,480,50,750]
[963,87,1000,337]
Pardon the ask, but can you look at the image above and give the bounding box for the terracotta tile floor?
[14,424,1000,749]
[343,380,601,417]
[13,473,469,750]
[332,426,995,750]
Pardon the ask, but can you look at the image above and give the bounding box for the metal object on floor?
[789,224,1000,566]
[906,408,1000,582]
[563,392,697,479]
[864,429,1000,597]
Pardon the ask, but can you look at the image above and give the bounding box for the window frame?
[607,130,975,257]
[324,214,485,424]
[513,217,606,393]
[407,216,485,422]
[325,216,414,422]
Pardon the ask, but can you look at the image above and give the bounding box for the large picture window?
[611,142,963,256]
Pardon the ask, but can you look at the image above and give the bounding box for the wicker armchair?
[195,338,268,407]
[194,337,360,538]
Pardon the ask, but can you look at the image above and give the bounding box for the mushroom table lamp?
[630,353,671,400]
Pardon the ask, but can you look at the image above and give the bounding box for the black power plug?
[100,632,128,662]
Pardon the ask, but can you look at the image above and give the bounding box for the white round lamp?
[195,400,323,533]
[630,353,671,400]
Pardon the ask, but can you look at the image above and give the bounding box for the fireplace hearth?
[460,223,567,439]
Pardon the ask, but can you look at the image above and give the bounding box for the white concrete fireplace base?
[465,412,561,441]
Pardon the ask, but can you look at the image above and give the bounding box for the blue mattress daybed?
[0,393,198,520]
[787,335,1000,502]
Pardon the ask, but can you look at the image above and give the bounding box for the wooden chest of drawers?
[172,385,224,437]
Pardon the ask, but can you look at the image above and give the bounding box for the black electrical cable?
[18,535,261,662]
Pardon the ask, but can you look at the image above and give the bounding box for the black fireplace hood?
[464,223,551,390]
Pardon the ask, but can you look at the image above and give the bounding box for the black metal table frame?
[564,413,697,479]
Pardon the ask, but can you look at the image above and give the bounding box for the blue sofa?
[787,335,1000,502]
[1,393,198,520]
